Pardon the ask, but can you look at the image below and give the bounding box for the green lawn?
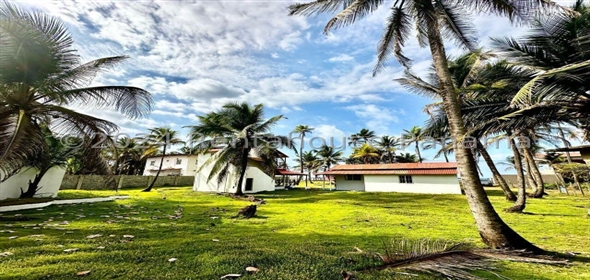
[0,187,588,279]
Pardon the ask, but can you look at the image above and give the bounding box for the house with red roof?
[317,163,461,194]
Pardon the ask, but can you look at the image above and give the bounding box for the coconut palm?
[395,153,420,163]
[293,125,314,179]
[403,126,425,163]
[294,150,322,188]
[316,144,344,171]
[188,102,285,196]
[351,143,380,164]
[375,135,400,163]
[0,3,153,180]
[142,128,184,192]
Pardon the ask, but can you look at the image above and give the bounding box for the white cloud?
[345,104,402,133]
[328,54,354,63]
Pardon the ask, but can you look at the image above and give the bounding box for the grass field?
[0,187,588,279]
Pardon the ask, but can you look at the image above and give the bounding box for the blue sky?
[24,0,580,176]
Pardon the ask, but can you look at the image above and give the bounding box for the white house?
[0,167,66,200]
[143,154,199,176]
[143,150,299,194]
[318,163,461,194]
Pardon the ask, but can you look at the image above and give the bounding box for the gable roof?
[317,163,458,175]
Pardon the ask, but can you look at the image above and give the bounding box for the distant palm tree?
[316,145,344,171]
[403,126,425,163]
[375,135,400,163]
[294,151,322,188]
[293,125,314,178]
[0,3,153,180]
[351,143,380,164]
[396,153,420,163]
[142,128,184,192]
[188,103,285,196]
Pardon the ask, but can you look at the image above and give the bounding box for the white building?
[0,167,66,200]
[143,154,199,176]
[318,163,461,195]
[143,150,299,194]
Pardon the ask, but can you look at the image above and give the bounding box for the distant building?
[317,163,461,194]
[143,154,198,176]
[142,149,303,194]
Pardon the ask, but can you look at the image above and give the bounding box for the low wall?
[60,175,194,190]
[500,174,560,186]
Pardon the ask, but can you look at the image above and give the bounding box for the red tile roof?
[317,163,458,175]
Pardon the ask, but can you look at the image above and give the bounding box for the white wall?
[0,167,66,200]
[143,155,198,176]
[364,175,461,194]
[193,154,274,194]
[334,175,365,191]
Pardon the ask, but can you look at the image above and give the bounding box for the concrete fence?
[60,175,194,190]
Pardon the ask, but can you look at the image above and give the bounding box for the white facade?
[0,167,66,200]
[333,174,461,194]
[363,175,461,194]
[192,153,275,194]
[143,154,199,176]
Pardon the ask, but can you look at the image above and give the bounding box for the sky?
[19,0,580,177]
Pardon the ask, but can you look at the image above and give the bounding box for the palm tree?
[288,0,561,249]
[293,125,314,182]
[316,145,344,171]
[375,135,400,163]
[295,151,322,188]
[142,128,184,192]
[351,143,380,164]
[396,153,420,163]
[0,3,153,180]
[403,126,425,163]
[188,102,285,196]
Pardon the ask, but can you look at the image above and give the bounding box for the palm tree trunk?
[415,142,423,163]
[443,151,449,163]
[557,124,584,195]
[505,138,527,213]
[235,148,251,196]
[523,147,545,198]
[20,168,49,198]
[477,140,516,201]
[143,145,166,192]
[425,18,539,251]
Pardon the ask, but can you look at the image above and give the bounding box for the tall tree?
[293,125,314,185]
[288,0,555,250]
[316,144,344,171]
[375,135,400,163]
[188,103,285,196]
[403,126,425,163]
[295,150,322,188]
[142,128,184,192]
[351,143,380,164]
[0,3,153,180]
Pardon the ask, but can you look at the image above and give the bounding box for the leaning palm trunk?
[426,18,538,251]
[415,142,423,163]
[19,168,49,198]
[143,145,167,192]
[523,147,545,198]
[505,138,527,213]
[234,148,251,196]
[477,140,516,201]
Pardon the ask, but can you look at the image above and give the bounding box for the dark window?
[399,175,413,184]
[150,160,156,166]
[176,158,182,165]
[345,175,362,181]
[245,178,254,191]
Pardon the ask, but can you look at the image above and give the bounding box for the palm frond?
[324,0,384,33]
[435,1,477,51]
[374,4,412,74]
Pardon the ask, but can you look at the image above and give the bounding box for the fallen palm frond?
[354,238,567,280]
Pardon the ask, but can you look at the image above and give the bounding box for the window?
[176,158,182,165]
[345,175,362,181]
[399,175,413,184]
[150,160,156,166]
